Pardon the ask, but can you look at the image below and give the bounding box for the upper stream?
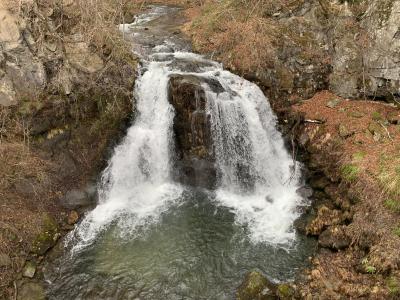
[45,6,315,300]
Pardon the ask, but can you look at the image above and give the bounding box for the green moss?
[31,214,60,256]
[393,226,400,237]
[384,199,400,213]
[237,271,274,300]
[277,284,295,299]
[387,276,400,296]
[372,111,384,121]
[341,164,360,182]
[353,151,366,162]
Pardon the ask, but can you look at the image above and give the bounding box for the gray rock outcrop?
[322,0,400,101]
[0,8,47,106]
[0,5,107,107]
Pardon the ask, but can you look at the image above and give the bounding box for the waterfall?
[68,5,303,251]
[68,49,302,251]
[46,7,314,299]
[69,59,184,251]
[205,70,301,243]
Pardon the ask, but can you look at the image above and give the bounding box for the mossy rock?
[17,282,46,300]
[237,271,277,300]
[276,284,295,299]
[22,261,37,278]
[368,122,383,135]
[338,124,353,138]
[30,213,60,256]
[349,111,364,118]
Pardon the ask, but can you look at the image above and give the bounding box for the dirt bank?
[286,91,400,299]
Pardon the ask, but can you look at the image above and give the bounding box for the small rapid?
[46,6,314,299]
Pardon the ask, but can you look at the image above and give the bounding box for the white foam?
[205,70,301,244]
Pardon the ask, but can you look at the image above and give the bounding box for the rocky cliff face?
[274,0,400,102]
[324,0,400,100]
[186,0,400,106]
[0,7,46,106]
[0,0,139,104]
[0,0,136,163]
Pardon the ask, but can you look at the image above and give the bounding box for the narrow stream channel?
[45,6,315,299]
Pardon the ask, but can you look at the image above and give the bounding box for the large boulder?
[168,74,217,189]
[5,55,47,98]
[0,75,17,106]
[236,271,277,300]
[318,225,351,250]
[17,282,46,300]
[61,184,98,209]
[30,214,60,256]
[0,9,21,50]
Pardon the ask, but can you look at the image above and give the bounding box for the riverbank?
[176,0,400,298]
[0,1,138,298]
[287,91,400,299]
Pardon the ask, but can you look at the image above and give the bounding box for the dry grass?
[184,0,324,77]
[379,156,400,199]
[187,0,279,72]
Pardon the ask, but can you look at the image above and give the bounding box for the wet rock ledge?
[168,74,218,189]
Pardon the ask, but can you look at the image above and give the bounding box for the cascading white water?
[69,59,184,251]
[205,70,301,243]
[69,49,302,251]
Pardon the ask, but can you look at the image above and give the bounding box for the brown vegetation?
[183,0,318,72]
[291,91,400,298]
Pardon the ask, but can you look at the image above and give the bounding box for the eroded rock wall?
[186,0,400,105]
[325,0,400,100]
[272,0,400,103]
